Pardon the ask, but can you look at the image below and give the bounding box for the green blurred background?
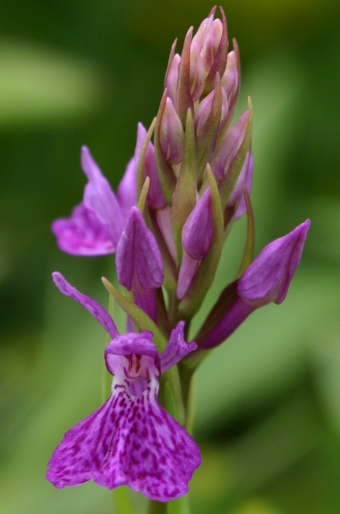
[1,1,340,513]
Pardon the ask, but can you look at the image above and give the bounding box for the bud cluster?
[53,7,309,355]
[135,7,254,325]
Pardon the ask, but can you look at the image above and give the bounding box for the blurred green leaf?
[194,268,340,430]
[0,39,106,127]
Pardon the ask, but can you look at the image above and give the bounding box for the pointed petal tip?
[238,219,311,306]
[160,321,197,373]
[187,26,194,37]
[51,270,61,281]
[137,121,147,139]
[80,145,92,169]
[81,145,97,180]
[283,218,311,249]
[298,218,311,233]
[51,271,67,292]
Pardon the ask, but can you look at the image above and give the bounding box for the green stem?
[113,487,134,514]
[178,365,194,429]
[147,500,167,514]
[168,289,179,327]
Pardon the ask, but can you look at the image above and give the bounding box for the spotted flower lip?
[47,273,200,502]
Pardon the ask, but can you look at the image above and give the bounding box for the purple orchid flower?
[52,146,136,256]
[47,272,200,502]
[198,220,311,349]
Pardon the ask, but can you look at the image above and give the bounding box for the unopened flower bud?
[176,27,194,124]
[212,110,250,181]
[182,188,213,260]
[117,157,137,219]
[192,10,215,47]
[221,48,239,104]
[190,42,207,102]
[177,252,200,300]
[201,8,228,96]
[160,97,185,164]
[136,123,166,210]
[177,188,214,301]
[218,87,229,131]
[165,53,180,108]
[194,76,227,148]
[200,18,223,72]
[220,44,240,132]
[227,151,253,220]
[156,206,177,261]
[194,89,216,139]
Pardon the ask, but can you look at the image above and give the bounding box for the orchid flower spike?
[46,273,201,502]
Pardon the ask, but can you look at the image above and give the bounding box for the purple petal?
[200,220,311,349]
[200,18,223,72]
[201,297,254,349]
[212,110,249,181]
[118,395,201,501]
[117,157,137,219]
[165,53,180,109]
[134,122,146,162]
[136,123,167,210]
[47,396,114,488]
[52,272,118,339]
[160,97,185,164]
[156,207,177,261]
[52,204,115,256]
[177,251,200,300]
[81,146,125,246]
[133,289,158,323]
[47,363,201,501]
[229,151,253,220]
[116,207,164,291]
[160,321,197,373]
[221,46,240,125]
[182,188,213,260]
[192,12,214,47]
[189,42,206,102]
[238,220,311,305]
